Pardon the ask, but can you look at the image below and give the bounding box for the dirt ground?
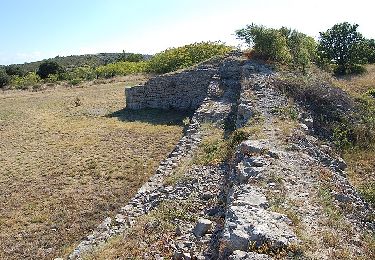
[0,79,186,259]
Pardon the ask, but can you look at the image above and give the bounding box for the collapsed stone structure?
[69,52,374,259]
[125,60,219,110]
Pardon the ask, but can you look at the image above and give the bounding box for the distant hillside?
[7,53,152,72]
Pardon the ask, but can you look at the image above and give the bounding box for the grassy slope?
[334,64,375,206]
[0,79,185,259]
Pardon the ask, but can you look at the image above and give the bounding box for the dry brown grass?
[0,79,185,259]
[86,199,198,259]
[334,64,375,96]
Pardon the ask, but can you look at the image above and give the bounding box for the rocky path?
[68,55,373,259]
[221,61,373,259]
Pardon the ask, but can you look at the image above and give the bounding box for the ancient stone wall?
[125,65,218,110]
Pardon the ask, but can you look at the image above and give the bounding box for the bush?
[281,27,317,72]
[364,39,375,64]
[236,24,292,63]
[318,22,367,75]
[68,66,97,81]
[5,65,25,77]
[0,69,10,88]
[95,61,147,78]
[147,42,232,74]
[37,61,64,79]
[236,24,316,71]
[117,52,144,62]
[10,72,41,89]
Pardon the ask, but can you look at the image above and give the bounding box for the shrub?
[236,24,292,63]
[236,24,316,71]
[281,27,317,72]
[69,66,97,81]
[46,74,59,83]
[37,61,64,79]
[147,42,232,74]
[5,65,25,77]
[95,61,147,78]
[318,22,367,75]
[10,72,41,89]
[364,39,375,64]
[117,51,144,62]
[0,69,10,88]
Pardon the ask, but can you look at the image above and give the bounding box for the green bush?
[69,66,97,81]
[37,61,64,79]
[95,61,147,78]
[366,39,375,63]
[147,42,232,74]
[0,69,10,88]
[117,52,144,62]
[236,24,316,71]
[236,24,292,63]
[281,27,317,72]
[10,72,41,89]
[5,65,25,77]
[318,22,367,75]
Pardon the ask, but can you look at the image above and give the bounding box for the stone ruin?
[69,52,374,259]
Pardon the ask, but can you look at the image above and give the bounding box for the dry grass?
[0,79,185,259]
[334,64,375,96]
[343,149,375,206]
[333,64,375,207]
[86,199,198,259]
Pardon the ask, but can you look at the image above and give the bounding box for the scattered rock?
[193,218,213,237]
[239,140,268,155]
[228,250,272,260]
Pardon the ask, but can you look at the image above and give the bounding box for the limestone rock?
[239,140,268,155]
[229,250,271,260]
[236,160,263,182]
[193,218,213,237]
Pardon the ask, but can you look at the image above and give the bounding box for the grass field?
[0,78,186,259]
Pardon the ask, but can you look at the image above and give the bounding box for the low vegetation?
[237,22,375,75]
[85,199,199,259]
[1,42,232,90]
[236,23,317,71]
[0,77,186,259]
[147,41,232,74]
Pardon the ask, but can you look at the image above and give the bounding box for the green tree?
[236,24,292,63]
[364,38,375,63]
[117,51,144,62]
[236,24,316,71]
[5,65,25,77]
[0,69,10,88]
[37,61,64,79]
[318,22,367,74]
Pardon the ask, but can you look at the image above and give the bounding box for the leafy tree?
[236,24,316,71]
[37,61,64,79]
[236,24,291,63]
[364,38,375,63]
[318,22,367,74]
[280,27,317,72]
[118,51,144,62]
[0,69,10,88]
[5,65,25,77]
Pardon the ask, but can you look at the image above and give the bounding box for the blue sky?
[1,0,374,65]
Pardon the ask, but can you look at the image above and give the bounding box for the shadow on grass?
[107,108,194,126]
